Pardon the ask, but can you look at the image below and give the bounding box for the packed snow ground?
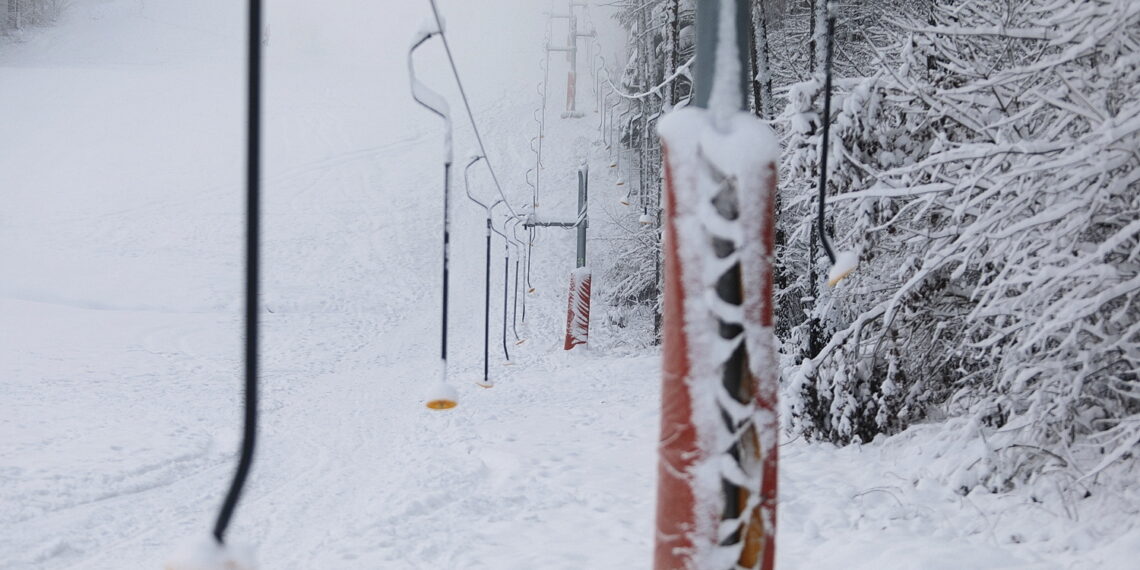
[1,1,1136,569]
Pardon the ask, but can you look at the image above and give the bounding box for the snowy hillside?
[1,1,1137,569]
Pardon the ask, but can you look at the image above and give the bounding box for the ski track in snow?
[2,1,1137,569]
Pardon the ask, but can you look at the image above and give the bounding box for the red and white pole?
[563,268,591,350]
[653,1,779,568]
[564,165,591,351]
[655,114,779,570]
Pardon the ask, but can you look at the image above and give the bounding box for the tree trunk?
[7,0,21,31]
[669,0,680,106]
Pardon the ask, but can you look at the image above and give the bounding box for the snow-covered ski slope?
[1,1,1136,569]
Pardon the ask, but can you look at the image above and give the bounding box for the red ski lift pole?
[654,0,779,568]
[566,165,591,350]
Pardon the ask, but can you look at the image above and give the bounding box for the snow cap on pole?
[692,0,750,125]
[655,2,781,566]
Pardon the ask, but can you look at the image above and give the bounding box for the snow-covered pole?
[566,4,577,117]
[564,163,591,351]
[525,164,592,351]
[654,0,779,568]
[576,164,589,269]
[409,21,458,410]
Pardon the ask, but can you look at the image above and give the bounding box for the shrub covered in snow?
[780,0,1140,490]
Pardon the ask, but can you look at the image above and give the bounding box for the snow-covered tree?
[781,0,1139,489]
[600,0,695,342]
[3,0,65,31]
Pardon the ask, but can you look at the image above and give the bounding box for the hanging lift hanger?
[506,217,528,345]
[462,155,503,389]
[489,220,515,363]
[409,22,459,411]
[817,0,858,287]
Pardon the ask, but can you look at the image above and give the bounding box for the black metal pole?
[576,166,588,268]
[526,229,535,294]
[502,248,511,359]
[482,219,492,384]
[213,0,260,544]
[816,3,838,265]
[442,165,451,365]
[511,257,521,341]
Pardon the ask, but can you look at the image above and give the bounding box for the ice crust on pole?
[656,108,779,568]
[654,0,781,567]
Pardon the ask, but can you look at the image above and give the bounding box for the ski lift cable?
[212,0,262,545]
[426,0,520,220]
